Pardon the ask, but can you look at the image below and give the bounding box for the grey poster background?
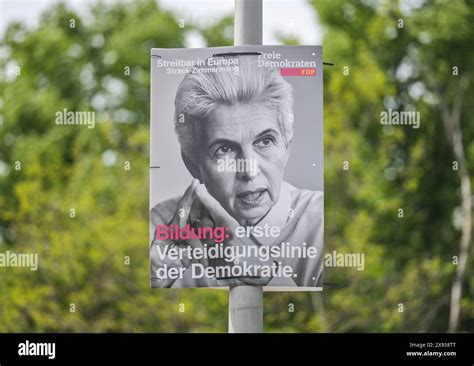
[150,45,323,208]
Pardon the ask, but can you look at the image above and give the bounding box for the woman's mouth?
[236,188,268,207]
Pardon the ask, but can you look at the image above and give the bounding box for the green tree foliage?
[199,15,234,47]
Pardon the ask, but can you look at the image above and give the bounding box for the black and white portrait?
[150,46,323,290]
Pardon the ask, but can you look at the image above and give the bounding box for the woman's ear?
[181,151,202,182]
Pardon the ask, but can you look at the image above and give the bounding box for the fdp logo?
[281,68,317,76]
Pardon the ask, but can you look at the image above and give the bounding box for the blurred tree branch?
[425,68,472,331]
[443,74,471,332]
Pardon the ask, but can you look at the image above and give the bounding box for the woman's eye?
[216,145,233,155]
[255,137,274,147]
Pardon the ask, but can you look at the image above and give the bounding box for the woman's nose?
[236,149,260,181]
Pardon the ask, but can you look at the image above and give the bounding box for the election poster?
[150,46,323,290]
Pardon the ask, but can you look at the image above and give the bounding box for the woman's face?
[197,103,291,226]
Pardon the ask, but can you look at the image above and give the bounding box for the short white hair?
[174,55,294,162]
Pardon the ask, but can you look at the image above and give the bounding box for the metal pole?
[229,285,263,333]
[228,0,264,334]
[234,0,262,45]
